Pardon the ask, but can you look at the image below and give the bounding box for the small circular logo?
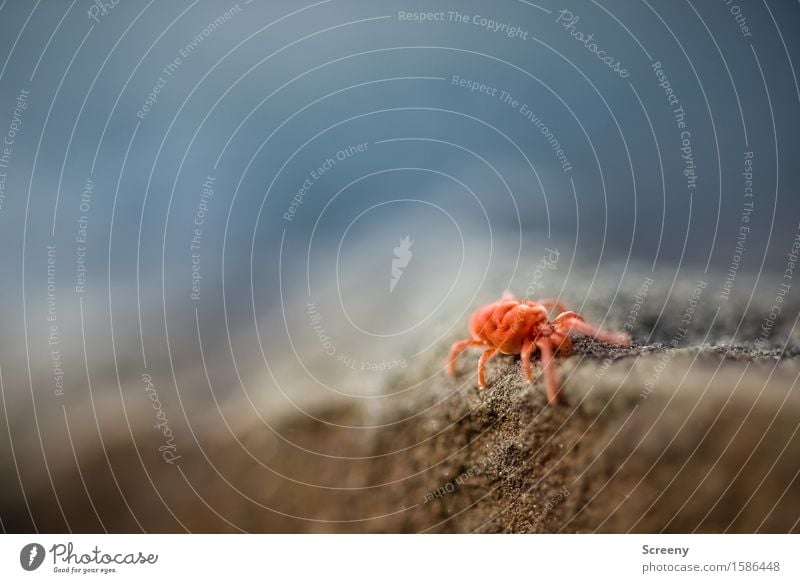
[19,543,45,571]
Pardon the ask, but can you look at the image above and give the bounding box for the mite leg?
[554,312,629,346]
[520,338,537,381]
[535,338,561,404]
[477,347,498,388]
[447,339,485,377]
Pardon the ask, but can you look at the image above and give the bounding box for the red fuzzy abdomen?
[469,300,548,354]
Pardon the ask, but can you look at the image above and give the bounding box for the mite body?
[448,292,629,404]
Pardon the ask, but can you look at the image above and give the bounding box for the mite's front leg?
[535,339,561,404]
[554,312,629,346]
[520,338,536,381]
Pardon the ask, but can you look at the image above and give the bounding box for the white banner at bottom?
[0,534,796,582]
